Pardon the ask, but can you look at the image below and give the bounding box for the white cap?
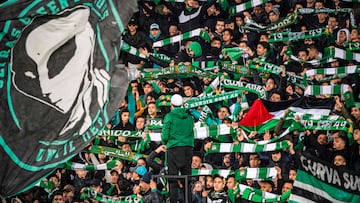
[171,94,183,107]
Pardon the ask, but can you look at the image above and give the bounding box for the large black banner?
[0,0,137,197]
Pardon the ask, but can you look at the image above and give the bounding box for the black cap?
[87,179,102,187]
[128,18,138,25]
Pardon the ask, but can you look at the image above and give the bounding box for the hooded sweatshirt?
[188,41,203,58]
[161,107,194,149]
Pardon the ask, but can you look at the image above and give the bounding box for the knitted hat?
[171,94,183,107]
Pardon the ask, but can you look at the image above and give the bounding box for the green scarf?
[81,187,143,203]
[268,27,329,43]
[153,28,210,47]
[61,160,117,171]
[191,167,277,181]
[229,0,268,15]
[207,140,289,153]
[304,84,350,96]
[221,79,268,99]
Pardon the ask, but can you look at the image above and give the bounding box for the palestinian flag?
[239,97,335,133]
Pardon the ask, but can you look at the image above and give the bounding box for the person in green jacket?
[161,94,194,203]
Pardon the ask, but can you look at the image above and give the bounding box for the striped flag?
[289,152,360,203]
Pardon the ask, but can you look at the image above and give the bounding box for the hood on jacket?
[171,108,189,119]
[337,28,350,43]
[188,41,203,58]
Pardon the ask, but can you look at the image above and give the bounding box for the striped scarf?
[229,0,268,15]
[146,124,236,142]
[297,8,355,27]
[304,84,350,96]
[153,28,210,47]
[228,184,291,203]
[245,12,298,32]
[61,160,117,171]
[330,47,360,62]
[207,140,289,153]
[192,167,277,180]
[120,40,146,59]
[305,65,360,77]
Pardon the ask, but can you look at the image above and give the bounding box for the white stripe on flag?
[289,194,317,203]
[220,143,232,152]
[289,107,330,115]
[293,181,348,203]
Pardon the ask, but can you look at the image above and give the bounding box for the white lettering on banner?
[300,155,360,192]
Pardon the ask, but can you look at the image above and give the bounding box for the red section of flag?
[239,99,274,127]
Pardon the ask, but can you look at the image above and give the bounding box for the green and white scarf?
[245,12,298,32]
[153,28,211,47]
[330,47,360,62]
[120,40,147,59]
[140,65,207,81]
[197,105,213,123]
[184,90,241,109]
[304,84,350,96]
[228,184,291,203]
[99,130,143,138]
[192,167,277,180]
[207,140,289,153]
[222,47,246,61]
[249,60,283,75]
[221,79,268,99]
[220,62,251,76]
[345,42,360,51]
[203,76,221,96]
[89,145,147,162]
[268,27,329,43]
[305,65,360,77]
[61,160,117,171]
[297,8,355,27]
[242,122,301,145]
[146,124,237,142]
[81,187,142,203]
[229,0,268,15]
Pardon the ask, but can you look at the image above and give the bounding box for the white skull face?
[11,7,109,135]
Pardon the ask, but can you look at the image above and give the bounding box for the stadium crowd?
[6,0,360,202]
